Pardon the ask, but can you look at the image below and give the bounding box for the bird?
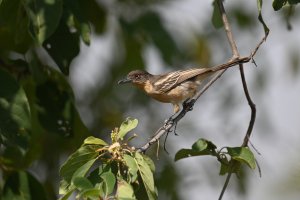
[118,62,240,113]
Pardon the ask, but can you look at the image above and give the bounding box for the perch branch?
[139,2,268,198]
[138,40,264,153]
[216,0,268,199]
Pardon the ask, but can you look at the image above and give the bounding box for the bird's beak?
[118,78,132,84]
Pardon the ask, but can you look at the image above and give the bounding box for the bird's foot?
[164,112,177,125]
[183,99,196,112]
[172,122,179,136]
[164,115,179,136]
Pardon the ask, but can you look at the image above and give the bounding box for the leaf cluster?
[1,0,296,199]
[59,118,157,200]
[59,118,258,200]
[273,0,300,11]
[0,0,106,75]
[0,0,106,198]
[175,138,256,176]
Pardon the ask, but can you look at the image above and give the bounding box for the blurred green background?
[1,0,300,199]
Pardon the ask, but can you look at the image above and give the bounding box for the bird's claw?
[165,112,177,125]
[183,99,195,111]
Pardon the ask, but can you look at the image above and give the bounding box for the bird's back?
[152,68,213,93]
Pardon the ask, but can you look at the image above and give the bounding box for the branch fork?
[138,1,268,198]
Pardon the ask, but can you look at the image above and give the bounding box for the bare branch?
[240,64,256,147]
[139,2,269,198]
[214,0,268,199]
[138,51,261,152]
[216,0,239,57]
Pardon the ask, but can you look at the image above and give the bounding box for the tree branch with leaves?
[60,0,271,199]
[2,0,298,199]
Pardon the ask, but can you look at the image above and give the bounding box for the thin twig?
[215,0,241,197]
[138,105,186,152]
[139,9,268,198]
[218,162,234,200]
[193,33,266,101]
[138,34,266,153]
[216,0,239,57]
[239,64,256,147]
[214,0,268,199]
[138,50,260,152]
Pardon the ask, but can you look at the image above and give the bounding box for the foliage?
[175,139,256,175]
[59,118,157,200]
[273,0,300,11]
[0,0,105,198]
[58,119,257,199]
[1,0,300,199]
[2,171,47,200]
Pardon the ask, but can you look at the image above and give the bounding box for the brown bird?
[118,63,238,113]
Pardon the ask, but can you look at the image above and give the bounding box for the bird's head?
[118,70,152,85]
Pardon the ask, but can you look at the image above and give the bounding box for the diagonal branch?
[214,0,268,199]
[139,2,268,199]
[216,0,239,57]
[138,41,264,153]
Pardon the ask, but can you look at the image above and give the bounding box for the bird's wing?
[153,68,210,93]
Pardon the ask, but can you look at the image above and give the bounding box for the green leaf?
[123,154,138,182]
[33,68,75,135]
[211,1,223,29]
[175,139,217,161]
[0,69,31,144]
[141,154,155,173]
[60,157,98,196]
[79,0,106,34]
[25,60,90,140]
[121,28,144,68]
[120,11,180,65]
[226,147,256,169]
[118,117,138,140]
[134,152,157,200]
[272,0,300,16]
[78,22,91,45]
[272,0,288,10]
[83,136,108,146]
[23,0,63,44]
[0,0,32,53]
[78,188,103,200]
[87,168,103,186]
[288,0,300,4]
[116,178,136,200]
[59,180,75,199]
[60,144,100,187]
[257,0,270,36]
[73,177,93,191]
[43,14,80,75]
[175,149,207,161]
[219,157,230,175]
[100,171,116,196]
[64,0,91,45]
[2,171,47,200]
[58,189,74,200]
[219,163,229,176]
[192,138,217,152]
[0,69,31,168]
[136,11,180,64]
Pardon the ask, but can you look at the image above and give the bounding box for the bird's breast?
[145,80,200,104]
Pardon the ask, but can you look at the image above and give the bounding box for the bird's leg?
[163,114,180,137]
[172,122,179,136]
[182,98,196,112]
[164,115,179,136]
[165,112,177,125]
